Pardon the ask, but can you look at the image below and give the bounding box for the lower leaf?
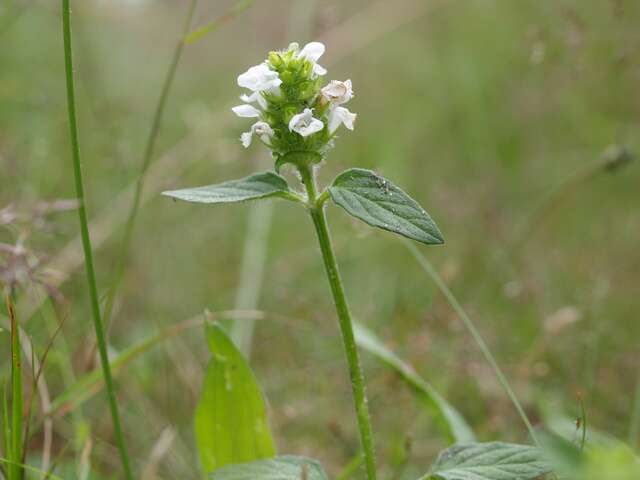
[195,323,276,474]
[425,442,551,480]
[209,455,329,480]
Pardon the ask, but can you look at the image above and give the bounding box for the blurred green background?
[1,0,639,478]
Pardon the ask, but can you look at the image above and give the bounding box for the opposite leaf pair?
[163,168,444,246]
[209,443,551,480]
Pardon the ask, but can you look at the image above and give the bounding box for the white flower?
[321,79,353,105]
[237,63,282,91]
[298,42,327,76]
[328,106,357,134]
[240,91,268,110]
[240,131,253,148]
[241,121,275,148]
[231,104,261,118]
[289,108,324,137]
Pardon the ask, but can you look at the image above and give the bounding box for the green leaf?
[328,168,444,245]
[209,456,328,480]
[425,442,551,480]
[195,323,276,474]
[162,171,299,204]
[354,323,475,444]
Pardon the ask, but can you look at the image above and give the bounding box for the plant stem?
[60,2,134,478]
[102,0,199,327]
[300,166,377,480]
[6,293,22,480]
[403,239,539,445]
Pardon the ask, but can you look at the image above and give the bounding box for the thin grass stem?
[102,0,199,327]
[403,239,539,445]
[60,2,134,478]
[6,293,22,480]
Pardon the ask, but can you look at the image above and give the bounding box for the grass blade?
[60,1,133,477]
[354,322,475,444]
[184,0,255,45]
[6,294,22,480]
[403,239,538,445]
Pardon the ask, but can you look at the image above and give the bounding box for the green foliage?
[163,172,300,204]
[195,323,276,475]
[328,169,444,245]
[424,442,550,480]
[209,456,329,480]
[354,323,475,444]
[540,431,640,480]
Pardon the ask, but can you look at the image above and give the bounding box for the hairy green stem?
[102,0,199,327]
[300,166,377,480]
[403,239,539,445]
[60,2,134,478]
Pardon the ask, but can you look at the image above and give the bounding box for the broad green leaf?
[209,456,328,480]
[328,168,444,245]
[425,442,551,480]
[195,323,275,474]
[354,323,475,444]
[162,171,299,204]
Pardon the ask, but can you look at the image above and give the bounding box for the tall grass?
[60,1,133,478]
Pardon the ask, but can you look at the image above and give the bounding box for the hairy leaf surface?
[209,456,328,480]
[163,171,297,204]
[425,442,551,480]
[328,168,443,245]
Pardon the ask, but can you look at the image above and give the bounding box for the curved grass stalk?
[102,0,199,327]
[60,2,133,477]
[403,239,539,445]
[0,457,64,480]
[5,293,22,480]
[44,310,266,420]
[354,322,475,444]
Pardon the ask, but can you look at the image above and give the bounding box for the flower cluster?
[232,42,356,167]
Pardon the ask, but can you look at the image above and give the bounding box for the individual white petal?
[313,63,327,76]
[299,42,325,62]
[240,92,257,103]
[321,79,354,105]
[289,108,324,137]
[240,131,253,148]
[328,106,357,134]
[231,104,261,118]
[240,91,268,110]
[237,63,282,92]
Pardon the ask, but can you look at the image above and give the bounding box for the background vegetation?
[1,0,639,478]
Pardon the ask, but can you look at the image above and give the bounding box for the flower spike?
[231,41,357,167]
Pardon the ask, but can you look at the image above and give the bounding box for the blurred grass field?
[1,0,639,478]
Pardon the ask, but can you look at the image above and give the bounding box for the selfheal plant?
[163,42,550,480]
